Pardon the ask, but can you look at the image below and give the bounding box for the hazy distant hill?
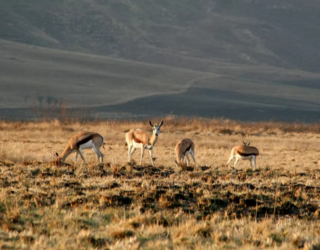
[1,0,320,72]
[1,0,320,122]
[0,39,204,108]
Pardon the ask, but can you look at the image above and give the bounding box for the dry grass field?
[1,117,320,249]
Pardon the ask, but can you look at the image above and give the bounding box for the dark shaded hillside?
[1,0,320,72]
[93,86,320,123]
[1,1,320,122]
[0,39,204,109]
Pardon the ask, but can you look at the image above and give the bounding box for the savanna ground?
[1,117,320,249]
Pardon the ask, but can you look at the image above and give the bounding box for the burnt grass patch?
[1,162,320,247]
[1,164,319,218]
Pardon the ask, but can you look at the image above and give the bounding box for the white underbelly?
[79,140,94,150]
[131,140,144,149]
[237,155,253,160]
[185,149,193,155]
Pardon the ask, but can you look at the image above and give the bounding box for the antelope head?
[174,159,188,170]
[149,120,163,136]
[243,141,250,146]
[52,152,62,166]
[53,152,60,161]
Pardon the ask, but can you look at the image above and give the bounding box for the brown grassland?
[1,117,320,249]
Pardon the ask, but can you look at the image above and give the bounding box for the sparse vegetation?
[0,118,320,249]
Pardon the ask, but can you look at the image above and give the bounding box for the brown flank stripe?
[133,136,147,145]
[185,145,192,153]
[237,151,259,157]
[76,134,98,148]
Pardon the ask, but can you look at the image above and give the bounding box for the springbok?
[226,141,259,168]
[54,132,105,164]
[126,120,163,166]
[174,138,195,167]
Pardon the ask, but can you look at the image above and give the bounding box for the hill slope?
[1,39,320,122]
[1,1,320,121]
[0,39,204,109]
[1,0,320,72]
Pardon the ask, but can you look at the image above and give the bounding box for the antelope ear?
[248,142,250,146]
[243,141,246,145]
[159,120,164,127]
[149,121,153,127]
[55,152,59,157]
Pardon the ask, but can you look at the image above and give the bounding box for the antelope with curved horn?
[126,120,163,166]
[54,132,105,164]
[174,138,195,167]
[226,141,259,168]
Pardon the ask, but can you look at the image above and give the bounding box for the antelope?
[126,120,163,166]
[54,132,105,164]
[226,141,259,168]
[174,138,195,167]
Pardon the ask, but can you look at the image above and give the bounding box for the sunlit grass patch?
[0,119,320,248]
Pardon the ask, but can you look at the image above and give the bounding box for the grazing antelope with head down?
[54,132,105,164]
[226,141,259,168]
[174,138,195,167]
[126,120,163,166]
